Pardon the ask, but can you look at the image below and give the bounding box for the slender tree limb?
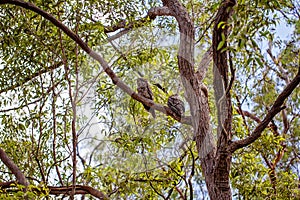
[229,68,300,152]
[196,47,213,82]
[261,153,277,192]
[0,61,62,94]
[195,14,216,44]
[175,186,186,200]
[104,6,172,33]
[105,6,171,42]
[261,143,286,193]
[273,144,286,167]
[0,148,29,188]
[50,72,63,186]
[266,48,290,82]
[0,0,191,125]
[237,109,261,123]
[267,47,291,135]
[131,178,167,183]
[187,146,195,200]
[236,108,280,136]
[235,95,250,134]
[0,98,41,113]
[226,51,236,96]
[106,29,130,42]
[282,109,290,134]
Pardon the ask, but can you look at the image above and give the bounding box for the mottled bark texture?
[210,0,236,199]
[161,0,236,199]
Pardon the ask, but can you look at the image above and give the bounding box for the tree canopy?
[0,0,299,199]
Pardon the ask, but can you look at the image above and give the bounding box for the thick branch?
[229,68,300,152]
[212,0,236,145]
[0,0,190,125]
[162,0,195,81]
[213,0,236,87]
[0,148,29,187]
[0,182,109,200]
[148,6,173,18]
[161,1,214,162]
[48,185,109,199]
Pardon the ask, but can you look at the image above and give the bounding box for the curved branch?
[229,68,300,152]
[104,6,172,33]
[48,185,109,199]
[0,0,191,125]
[162,0,195,80]
[0,181,109,200]
[162,0,213,157]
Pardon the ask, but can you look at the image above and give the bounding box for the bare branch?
[237,109,261,123]
[266,48,290,82]
[0,181,17,188]
[235,95,250,133]
[148,6,173,17]
[236,108,281,136]
[48,185,109,200]
[229,68,300,152]
[196,47,213,82]
[104,6,172,33]
[104,6,172,42]
[282,109,290,134]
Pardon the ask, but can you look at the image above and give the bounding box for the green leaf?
[217,40,225,50]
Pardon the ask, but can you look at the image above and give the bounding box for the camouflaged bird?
[137,78,156,118]
[167,94,185,117]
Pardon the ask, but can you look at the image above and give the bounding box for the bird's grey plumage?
[137,78,155,118]
[167,94,185,117]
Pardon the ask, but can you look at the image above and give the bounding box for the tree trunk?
[200,150,232,199]
[160,0,236,199]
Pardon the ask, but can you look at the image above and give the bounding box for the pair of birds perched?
[137,78,185,118]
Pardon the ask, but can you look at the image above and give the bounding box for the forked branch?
[229,68,300,152]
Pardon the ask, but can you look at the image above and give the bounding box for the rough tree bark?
[209,0,236,199]
[1,0,300,199]
[160,0,237,199]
